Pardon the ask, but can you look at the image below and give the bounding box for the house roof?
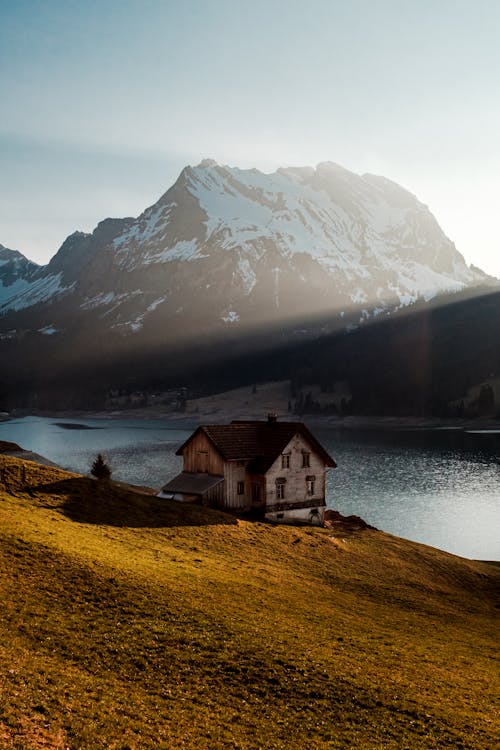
[176,419,336,474]
[161,472,224,496]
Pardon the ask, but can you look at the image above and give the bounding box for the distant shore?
[3,408,500,432]
[3,378,500,430]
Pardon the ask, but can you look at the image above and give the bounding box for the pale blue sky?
[1,0,499,274]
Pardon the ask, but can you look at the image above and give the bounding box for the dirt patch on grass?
[324,508,377,531]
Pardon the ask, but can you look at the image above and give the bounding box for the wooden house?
[159,415,336,524]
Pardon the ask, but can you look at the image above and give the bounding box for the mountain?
[0,160,492,336]
[0,160,497,410]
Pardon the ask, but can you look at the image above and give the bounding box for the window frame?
[281,453,291,469]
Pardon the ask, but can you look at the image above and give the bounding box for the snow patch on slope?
[81,291,117,310]
[222,311,240,323]
[110,295,168,333]
[186,164,367,277]
[237,256,257,294]
[0,273,74,313]
[114,204,171,250]
[0,277,33,306]
[145,239,209,264]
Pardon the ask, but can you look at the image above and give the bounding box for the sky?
[1,0,499,276]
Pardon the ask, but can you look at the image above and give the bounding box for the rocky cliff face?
[0,160,492,344]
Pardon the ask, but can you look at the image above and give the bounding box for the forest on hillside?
[1,289,500,417]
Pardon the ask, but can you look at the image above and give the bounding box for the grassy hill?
[0,455,498,749]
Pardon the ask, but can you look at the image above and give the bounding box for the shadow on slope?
[34,476,238,528]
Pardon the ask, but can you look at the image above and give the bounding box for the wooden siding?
[264,433,326,511]
[181,431,224,476]
[204,481,225,506]
[223,461,256,510]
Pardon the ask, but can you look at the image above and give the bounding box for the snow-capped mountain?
[0,160,492,341]
[0,244,40,307]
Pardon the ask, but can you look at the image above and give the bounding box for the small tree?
[91,453,111,481]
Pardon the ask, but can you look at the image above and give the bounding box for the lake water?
[1,416,499,561]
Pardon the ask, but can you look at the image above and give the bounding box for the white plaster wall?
[265,506,325,525]
[264,432,326,509]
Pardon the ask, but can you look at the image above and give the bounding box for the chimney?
[267,413,278,425]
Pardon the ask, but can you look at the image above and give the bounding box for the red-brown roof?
[176,420,336,473]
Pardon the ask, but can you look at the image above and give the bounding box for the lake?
[1,416,499,561]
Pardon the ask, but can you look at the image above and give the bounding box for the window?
[302,452,310,468]
[281,453,290,469]
[276,477,286,500]
[306,476,315,496]
[252,483,261,502]
[237,481,244,495]
[237,460,246,467]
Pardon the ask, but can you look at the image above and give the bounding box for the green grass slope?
[0,455,498,749]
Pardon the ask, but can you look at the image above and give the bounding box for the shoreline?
[3,379,499,430]
[2,408,500,432]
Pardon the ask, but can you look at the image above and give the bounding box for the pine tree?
[90,453,111,481]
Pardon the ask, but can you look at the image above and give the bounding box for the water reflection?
[318,427,499,561]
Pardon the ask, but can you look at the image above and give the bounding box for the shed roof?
[161,472,224,496]
[176,419,336,474]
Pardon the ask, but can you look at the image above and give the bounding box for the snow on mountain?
[0,251,75,314]
[0,245,41,308]
[116,161,483,292]
[3,272,77,313]
[0,161,492,337]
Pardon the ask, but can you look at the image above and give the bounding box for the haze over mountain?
[0,160,497,411]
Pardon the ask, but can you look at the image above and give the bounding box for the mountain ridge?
[1,160,493,331]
